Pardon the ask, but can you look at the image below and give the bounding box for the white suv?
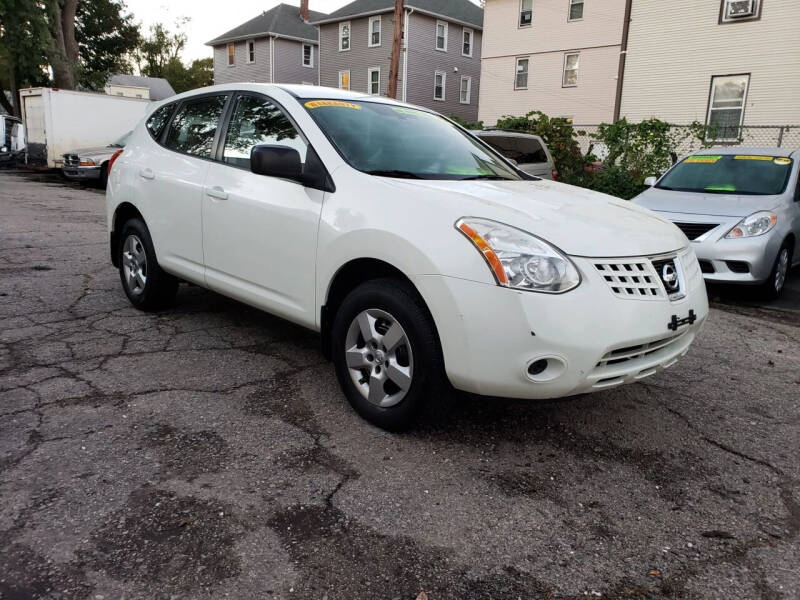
[106,84,708,430]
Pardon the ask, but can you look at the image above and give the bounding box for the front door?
[202,93,324,329]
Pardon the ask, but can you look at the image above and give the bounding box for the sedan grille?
[674,222,718,241]
[63,154,80,168]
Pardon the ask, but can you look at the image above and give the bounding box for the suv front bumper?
[413,248,708,399]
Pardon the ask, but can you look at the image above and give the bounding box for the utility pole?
[387,0,404,99]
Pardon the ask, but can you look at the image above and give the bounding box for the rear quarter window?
[146,104,176,140]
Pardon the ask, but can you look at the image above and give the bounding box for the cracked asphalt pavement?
[1,170,799,599]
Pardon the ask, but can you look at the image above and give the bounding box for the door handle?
[139,168,155,180]
[204,186,228,201]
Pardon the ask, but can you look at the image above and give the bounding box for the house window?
[706,74,750,140]
[247,39,255,63]
[462,28,473,57]
[368,67,380,95]
[460,76,472,104]
[369,16,381,47]
[720,0,761,23]
[562,52,579,86]
[569,0,584,21]
[520,0,533,27]
[436,20,448,51]
[227,43,235,66]
[302,43,313,67]
[339,70,350,90]
[339,21,351,51]
[515,57,529,89]
[434,71,446,100]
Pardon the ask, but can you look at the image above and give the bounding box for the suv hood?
[383,178,687,257]
[632,186,781,218]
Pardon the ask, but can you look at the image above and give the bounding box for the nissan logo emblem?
[661,264,679,291]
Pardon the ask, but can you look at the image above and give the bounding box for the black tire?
[331,278,448,431]
[758,242,792,300]
[117,218,178,311]
[98,163,108,189]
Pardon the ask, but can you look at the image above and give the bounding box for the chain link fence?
[573,124,800,158]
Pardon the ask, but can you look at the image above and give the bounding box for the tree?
[162,57,212,94]
[0,0,51,115]
[75,0,140,90]
[46,0,80,89]
[135,19,188,79]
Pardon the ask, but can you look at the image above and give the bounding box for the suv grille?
[596,331,687,368]
[674,222,718,240]
[63,154,80,168]
[594,260,665,299]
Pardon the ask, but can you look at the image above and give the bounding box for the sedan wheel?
[774,247,789,293]
[345,308,414,408]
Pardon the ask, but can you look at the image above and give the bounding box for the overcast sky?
[125,0,361,62]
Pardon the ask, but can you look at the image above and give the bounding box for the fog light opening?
[525,356,567,383]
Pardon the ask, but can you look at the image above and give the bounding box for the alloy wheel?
[344,308,414,408]
[774,248,789,292]
[122,234,148,295]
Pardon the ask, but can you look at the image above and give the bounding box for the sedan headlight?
[725,211,777,239]
[79,159,96,167]
[456,218,580,293]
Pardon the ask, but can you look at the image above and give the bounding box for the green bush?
[565,166,646,200]
[591,118,680,183]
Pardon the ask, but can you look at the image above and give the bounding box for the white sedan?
[106,84,708,430]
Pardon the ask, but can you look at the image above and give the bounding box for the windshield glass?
[302,99,520,180]
[110,131,132,147]
[657,154,793,195]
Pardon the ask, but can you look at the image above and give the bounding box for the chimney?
[300,0,309,21]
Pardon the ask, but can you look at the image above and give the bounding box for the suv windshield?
[657,154,793,195]
[302,99,520,180]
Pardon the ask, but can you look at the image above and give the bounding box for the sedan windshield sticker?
[685,155,722,164]
[734,155,773,161]
[773,157,792,165]
[305,100,362,110]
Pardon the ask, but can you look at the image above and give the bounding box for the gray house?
[207,3,327,86]
[311,0,482,122]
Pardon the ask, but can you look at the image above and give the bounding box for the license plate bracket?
[668,309,697,332]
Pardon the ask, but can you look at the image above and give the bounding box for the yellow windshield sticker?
[734,155,773,161]
[304,100,362,110]
[685,155,722,164]
[774,157,792,165]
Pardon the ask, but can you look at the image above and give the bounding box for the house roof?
[311,0,483,28]
[206,3,328,46]
[107,75,176,101]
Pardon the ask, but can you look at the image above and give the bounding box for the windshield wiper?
[458,174,511,180]
[364,169,424,179]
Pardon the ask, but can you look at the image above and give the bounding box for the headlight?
[725,211,777,239]
[79,159,96,166]
[456,218,581,293]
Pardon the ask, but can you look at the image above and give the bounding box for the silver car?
[472,130,556,179]
[62,131,130,187]
[633,147,799,298]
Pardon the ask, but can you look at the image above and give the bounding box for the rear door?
[201,92,324,329]
[137,94,229,283]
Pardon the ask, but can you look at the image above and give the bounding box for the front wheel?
[759,243,792,300]
[117,218,178,311]
[331,278,447,431]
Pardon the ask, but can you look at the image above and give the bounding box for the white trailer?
[19,87,150,168]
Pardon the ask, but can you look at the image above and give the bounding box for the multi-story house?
[479,0,628,126]
[311,0,483,122]
[619,0,800,139]
[207,2,327,86]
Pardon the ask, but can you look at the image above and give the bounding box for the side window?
[222,95,307,170]
[146,104,176,140]
[164,95,227,158]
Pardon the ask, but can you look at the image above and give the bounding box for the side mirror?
[643,176,657,187]
[251,144,302,180]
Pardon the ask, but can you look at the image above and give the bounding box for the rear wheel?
[117,218,178,311]
[759,243,792,300]
[331,278,446,431]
